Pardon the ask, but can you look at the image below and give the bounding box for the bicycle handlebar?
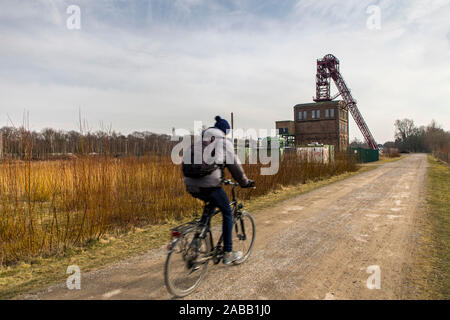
[222,179,239,186]
[223,179,256,189]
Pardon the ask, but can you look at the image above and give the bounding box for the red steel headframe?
[313,54,378,150]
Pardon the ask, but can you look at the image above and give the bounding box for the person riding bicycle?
[184,116,254,265]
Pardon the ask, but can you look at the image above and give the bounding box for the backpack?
[182,130,218,178]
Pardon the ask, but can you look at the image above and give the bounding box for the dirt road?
[22,154,428,300]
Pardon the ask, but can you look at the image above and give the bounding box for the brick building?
[275,120,295,147]
[293,100,349,151]
[275,120,295,136]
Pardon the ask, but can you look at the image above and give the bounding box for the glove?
[243,179,255,188]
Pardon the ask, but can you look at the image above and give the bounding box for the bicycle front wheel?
[232,211,255,265]
[164,230,210,298]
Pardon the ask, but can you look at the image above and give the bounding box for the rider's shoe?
[223,251,243,265]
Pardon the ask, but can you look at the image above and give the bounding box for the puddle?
[103,289,122,299]
[324,292,336,300]
[354,235,369,243]
[287,206,304,211]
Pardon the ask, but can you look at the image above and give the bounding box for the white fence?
[296,145,334,163]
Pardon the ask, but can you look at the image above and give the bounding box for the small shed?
[350,147,379,163]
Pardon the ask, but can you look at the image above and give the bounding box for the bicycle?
[164,179,256,298]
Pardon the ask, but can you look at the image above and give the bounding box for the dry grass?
[433,151,449,163]
[2,162,369,300]
[0,152,356,266]
[384,148,401,158]
[421,155,450,299]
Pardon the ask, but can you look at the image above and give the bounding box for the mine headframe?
[313,54,378,150]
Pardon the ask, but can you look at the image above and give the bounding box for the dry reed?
[0,152,356,266]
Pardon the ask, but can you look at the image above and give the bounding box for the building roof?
[294,100,343,108]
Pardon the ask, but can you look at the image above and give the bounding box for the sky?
[0,0,449,143]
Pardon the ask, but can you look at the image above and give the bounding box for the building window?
[325,109,329,118]
[317,110,320,119]
[330,108,334,118]
[298,111,308,121]
[339,123,348,133]
[311,110,315,119]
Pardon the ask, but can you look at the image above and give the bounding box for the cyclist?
[184,116,254,265]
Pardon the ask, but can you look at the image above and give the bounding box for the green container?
[350,147,379,163]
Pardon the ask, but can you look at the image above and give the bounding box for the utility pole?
[231,112,234,142]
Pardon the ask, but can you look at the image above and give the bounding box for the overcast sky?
[0,0,449,143]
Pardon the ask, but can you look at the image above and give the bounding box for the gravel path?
[22,154,427,300]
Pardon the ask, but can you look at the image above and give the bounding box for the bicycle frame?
[165,179,255,297]
[168,181,244,266]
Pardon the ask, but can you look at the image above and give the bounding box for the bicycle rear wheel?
[232,211,255,265]
[164,230,210,297]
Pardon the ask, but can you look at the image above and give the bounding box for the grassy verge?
[0,158,399,300]
[420,155,450,299]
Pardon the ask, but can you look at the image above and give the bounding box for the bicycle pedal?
[212,253,223,264]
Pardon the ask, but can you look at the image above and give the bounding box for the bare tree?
[395,119,416,142]
[0,126,176,160]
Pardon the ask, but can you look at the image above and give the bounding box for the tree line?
[1,119,448,160]
[0,126,176,160]
[351,119,449,153]
[391,119,449,153]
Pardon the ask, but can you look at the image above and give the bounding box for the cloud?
[0,0,449,143]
